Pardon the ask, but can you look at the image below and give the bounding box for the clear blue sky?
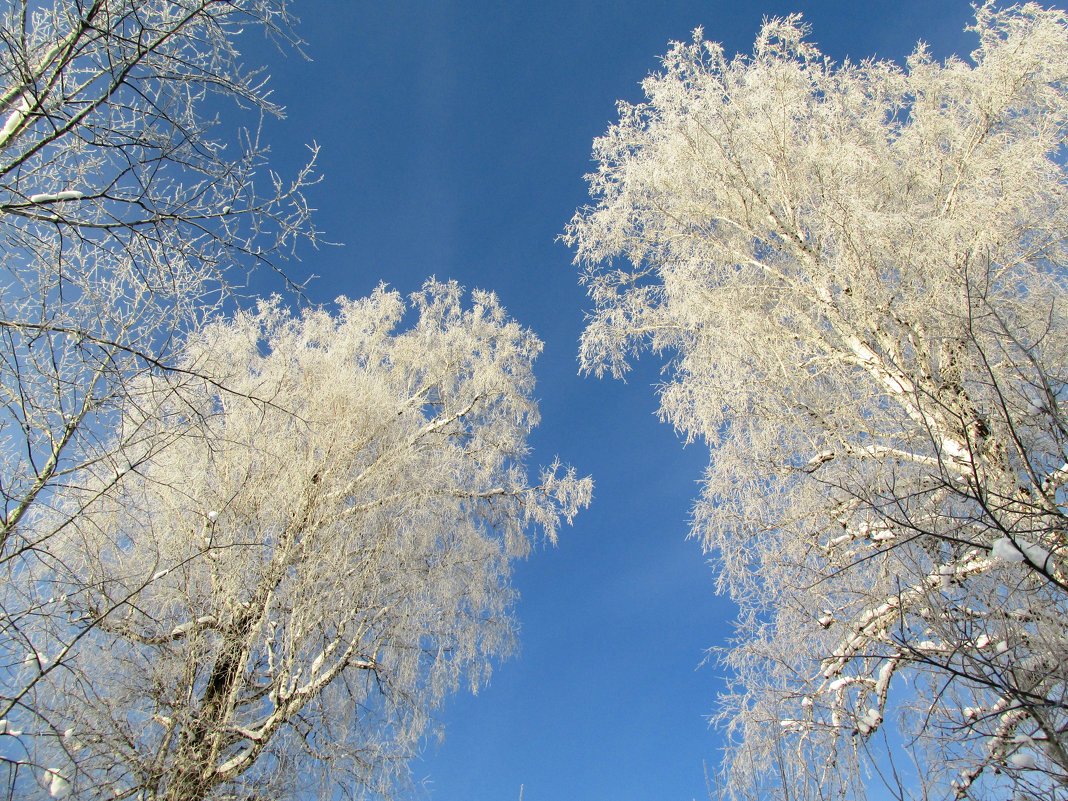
[237,4,1007,799]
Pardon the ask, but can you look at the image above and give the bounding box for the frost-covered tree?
[0,0,317,544]
[0,0,317,783]
[16,281,590,800]
[567,5,1068,799]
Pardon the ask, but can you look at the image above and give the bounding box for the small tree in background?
[568,5,1068,799]
[20,281,590,799]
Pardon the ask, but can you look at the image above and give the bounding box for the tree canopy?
[18,281,590,799]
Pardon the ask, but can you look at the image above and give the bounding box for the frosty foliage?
[18,281,590,800]
[567,5,1068,800]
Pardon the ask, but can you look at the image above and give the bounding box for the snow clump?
[1008,752,1036,770]
[44,770,71,799]
[991,537,1052,571]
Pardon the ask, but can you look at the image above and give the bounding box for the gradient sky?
[236,3,1021,799]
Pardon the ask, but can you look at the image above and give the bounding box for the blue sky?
[238,3,999,799]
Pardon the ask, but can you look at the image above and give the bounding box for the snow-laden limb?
[91,613,220,647]
[26,190,82,204]
[820,550,993,680]
[991,537,1055,573]
[952,696,1031,799]
[0,94,29,148]
[568,5,1068,799]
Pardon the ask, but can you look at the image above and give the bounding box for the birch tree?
[13,281,590,800]
[0,0,318,781]
[566,5,1068,799]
